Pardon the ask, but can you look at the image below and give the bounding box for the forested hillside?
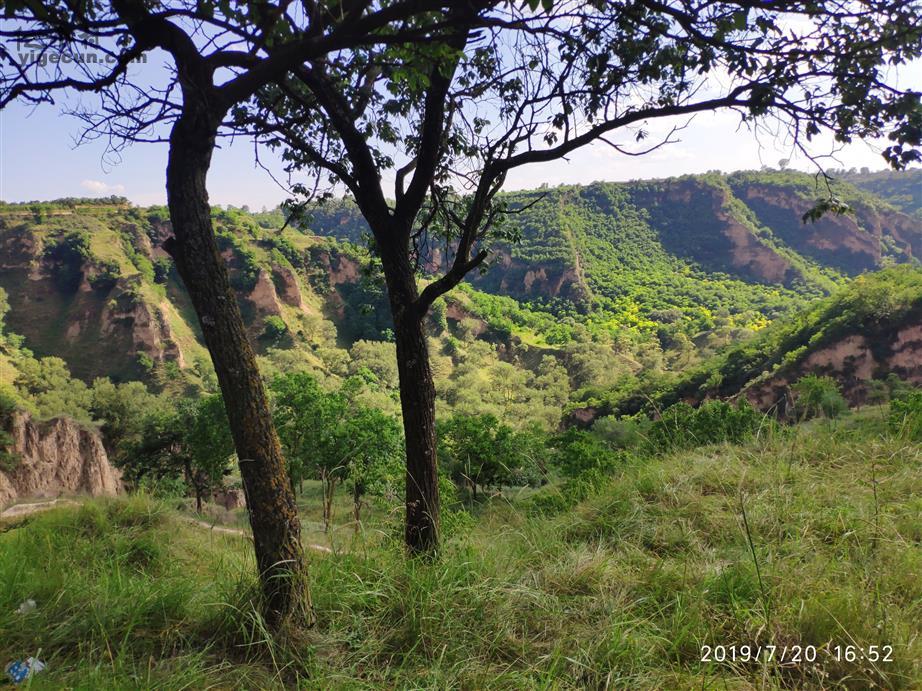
[305,170,919,331]
[842,168,922,218]
[1,169,919,429]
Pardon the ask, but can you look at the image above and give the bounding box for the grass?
[1,413,920,689]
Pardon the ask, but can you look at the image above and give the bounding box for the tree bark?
[379,242,440,555]
[353,483,362,535]
[165,106,308,627]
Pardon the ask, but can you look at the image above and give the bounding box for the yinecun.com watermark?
[15,43,147,67]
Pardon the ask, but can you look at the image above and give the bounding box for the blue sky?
[1,67,918,209]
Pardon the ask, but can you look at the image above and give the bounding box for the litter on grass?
[5,657,46,684]
[15,599,36,615]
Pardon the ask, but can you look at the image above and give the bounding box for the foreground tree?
[1,0,466,624]
[241,0,922,553]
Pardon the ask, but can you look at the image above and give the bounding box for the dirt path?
[0,498,80,520]
[188,518,333,553]
[1,498,333,554]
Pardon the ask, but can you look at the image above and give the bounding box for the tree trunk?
[379,243,440,555]
[165,107,308,628]
[353,483,362,534]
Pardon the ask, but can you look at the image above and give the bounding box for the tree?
[243,0,921,553]
[792,374,848,420]
[437,413,536,502]
[122,395,234,513]
[183,394,236,512]
[341,405,403,531]
[271,372,403,531]
[270,372,336,501]
[1,0,468,624]
[89,378,165,458]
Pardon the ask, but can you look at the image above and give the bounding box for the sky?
[1,60,918,210]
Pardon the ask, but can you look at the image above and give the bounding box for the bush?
[0,386,19,472]
[43,231,91,292]
[268,236,302,266]
[591,415,647,449]
[88,259,121,292]
[261,315,289,342]
[549,428,620,478]
[153,257,173,284]
[792,374,848,420]
[889,389,922,441]
[646,399,766,453]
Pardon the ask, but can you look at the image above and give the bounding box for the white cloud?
[80,179,125,195]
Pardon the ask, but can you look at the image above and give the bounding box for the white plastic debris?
[15,599,36,615]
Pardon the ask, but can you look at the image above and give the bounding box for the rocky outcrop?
[98,281,185,368]
[247,269,285,317]
[273,265,305,309]
[0,413,122,510]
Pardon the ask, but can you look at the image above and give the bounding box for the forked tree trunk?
[165,108,308,627]
[380,244,440,555]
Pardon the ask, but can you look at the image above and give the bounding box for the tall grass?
[1,412,919,689]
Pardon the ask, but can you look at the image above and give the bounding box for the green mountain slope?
[602,266,922,417]
[304,170,920,336]
[1,169,919,420]
[841,168,922,219]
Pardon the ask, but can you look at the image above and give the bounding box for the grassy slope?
[2,412,919,689]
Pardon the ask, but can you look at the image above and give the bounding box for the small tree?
[124,395,233,512]
[792,374,848,420]
[438,413,534,502]
[272,372,404,531]
[183,395,235,512]
[342,406,403,530]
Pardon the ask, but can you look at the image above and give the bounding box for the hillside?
[600,266,922,417]
[305,170,920,325]
[842,168,922,219]
[1,170,919,430]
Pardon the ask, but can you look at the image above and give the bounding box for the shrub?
[88,259,121,292]
[0,386,19,472]
[268,236,302,266]
[591,414,647,449]
[261,315,289,342]
[43,231,91,292]
[549,428,620,478]
[792,374,848,420]
[889,389,922,441]
[153,257,173,284]
[646,399,766,453]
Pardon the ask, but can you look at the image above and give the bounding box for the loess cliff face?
[0,412,122,509]
[745,321,922,412]
[469,250,590,304]
[735,183,921,274]
[651,179,802,285]
[0,220,186,381]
